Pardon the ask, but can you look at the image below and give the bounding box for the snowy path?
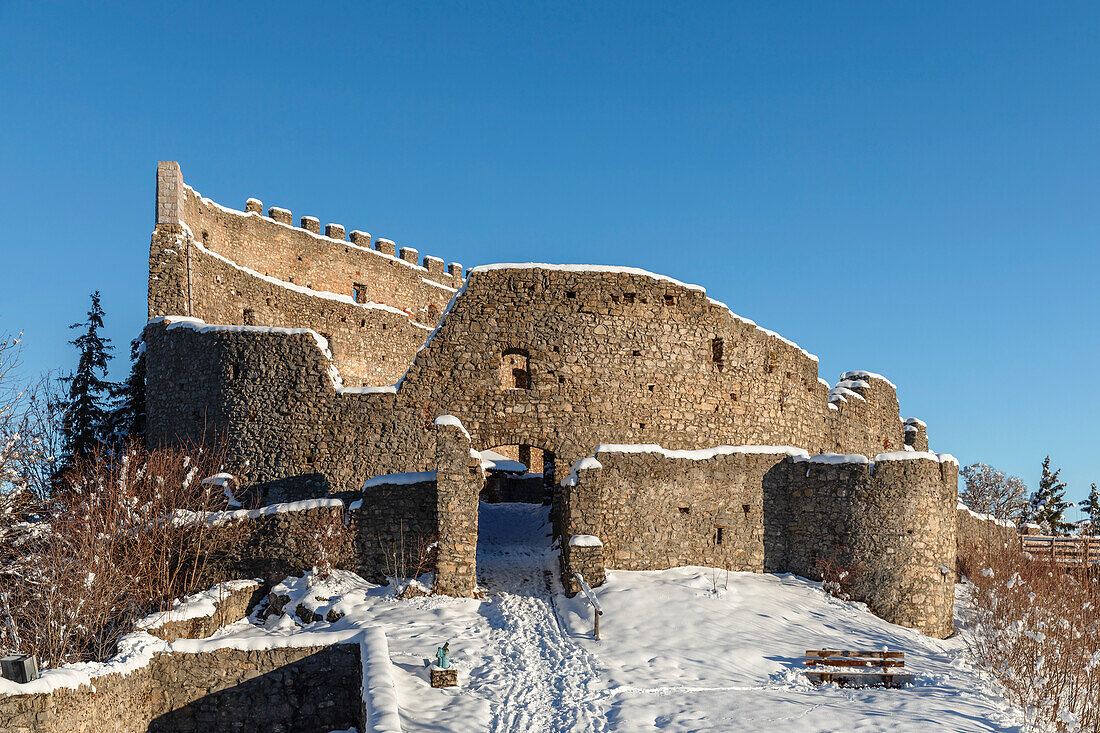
[476,503,606,733]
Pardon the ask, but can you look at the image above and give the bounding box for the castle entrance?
[480,443,556,504]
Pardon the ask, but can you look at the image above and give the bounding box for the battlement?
[154,162,464,290]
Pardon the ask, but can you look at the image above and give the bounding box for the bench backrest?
[804,650,905,671]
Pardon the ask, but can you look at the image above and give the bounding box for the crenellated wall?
[149,161,461,386]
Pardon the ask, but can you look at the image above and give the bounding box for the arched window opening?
[501,349,530,390]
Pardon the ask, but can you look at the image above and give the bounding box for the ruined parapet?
[904,417,929,451]
[825,371,907,456]
[156,161,184,225]
[432,416,483,597]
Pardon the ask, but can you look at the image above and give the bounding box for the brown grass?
[960,541,1100,731]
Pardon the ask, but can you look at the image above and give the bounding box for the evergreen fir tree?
[59,292,116,463]
[1027,456,1073,535]
[108,334,146,444]
[1081,482,1100,535]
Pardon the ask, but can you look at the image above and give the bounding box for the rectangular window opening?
[716,527,724,545]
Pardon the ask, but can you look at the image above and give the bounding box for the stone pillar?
[300,216,320,234]
[563,536,605,595]
[433,417,482,597]
[399,246,419,264]
[245,198,263,214]
[156,161,183,226]
[375,238,397,256]
[325,223,346,240]
[349,230,371,247]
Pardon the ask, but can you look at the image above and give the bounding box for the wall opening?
[352,283,367,303]
[500,349,530,390]
[711,337,724,370]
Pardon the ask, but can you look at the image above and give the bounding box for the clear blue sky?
[1,2,1097,505]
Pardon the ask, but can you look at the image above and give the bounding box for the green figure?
[436,642,451,669]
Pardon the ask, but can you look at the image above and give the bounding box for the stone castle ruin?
[146,161,958,638]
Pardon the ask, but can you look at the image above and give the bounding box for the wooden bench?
[804,650,911,687]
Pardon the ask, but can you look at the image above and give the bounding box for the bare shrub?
[961,543,1100,731]
[292,508,355,581]
[815,546,863,602]
[379,521,438,593]
[0,440,243,667]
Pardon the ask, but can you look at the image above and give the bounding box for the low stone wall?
[142,582,266,643]
[563,446,958,638]
[956,504,1018,573]
[148,644,361,733]
[0,644,363,733]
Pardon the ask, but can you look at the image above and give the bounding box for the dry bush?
[379,522,438,592]
[815,546,863,602]
[0,440,244,667]
[961,542,1100,731]
[292,508,355,581]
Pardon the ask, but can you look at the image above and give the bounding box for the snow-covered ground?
[214,503,1022,731]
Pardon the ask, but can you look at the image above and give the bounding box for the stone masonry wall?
[148,161,461,386]
[146,266,916,505]
[956,505,1018,573]
[562,448,799,573]
[0,645,362,733]
[433,418,484,597]
[564,450,957,638]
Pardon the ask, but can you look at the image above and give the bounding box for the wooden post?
[594,609,601,641]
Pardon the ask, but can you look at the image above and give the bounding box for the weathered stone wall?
[0,644,362,733]
[143,582,265,643]
[146,266,915,504]
[564,449,957,637]
[148,161,461,386]
[562,448,799,573]
[352,479,438,583]
[956,504,1017,573]
[433,419,483,597]
[148,645,360,733]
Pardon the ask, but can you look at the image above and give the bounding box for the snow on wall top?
[468,263,820,363]
[561,456,605,487]
[957,501,1017,529]
[434,414,471,440]
[793,453,872,466]
[362,470,437,489]
[840,370,897,390]
[135,580,260,631]
[904,417,927,428]
[569,534,604,547]
[594,443,810,461]
[874,450,958,466]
